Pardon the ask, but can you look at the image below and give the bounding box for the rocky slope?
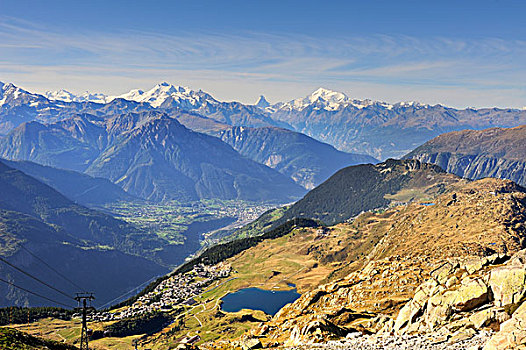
[219,126,377,189]
[254,178,526,348]
[16,174,526,349]
[0,111,304,202]
[406,125,526,187]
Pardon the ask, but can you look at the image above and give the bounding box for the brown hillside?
[258,178,526,346]
[406,125,526,188]
[408,125,526,161]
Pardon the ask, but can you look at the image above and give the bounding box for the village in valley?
[106,199,280,245]
[88,263,233,323]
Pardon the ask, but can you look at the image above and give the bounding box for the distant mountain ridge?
[219,126,378,189]
[0,159,135,207]
[45,89,109,103]
[405,125,526,187]
[269,89,526,159]
[0,111,304,202]
[4,81,526,161]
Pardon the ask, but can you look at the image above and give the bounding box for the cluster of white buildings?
[88,263,231,322]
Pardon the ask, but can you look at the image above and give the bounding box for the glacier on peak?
[274,88,403,112]
[115,82,216,108]
[44,89,109,103]
[309,87,349,103]
[278,87,363,111]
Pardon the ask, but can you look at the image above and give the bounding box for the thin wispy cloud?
[1,16,525,107]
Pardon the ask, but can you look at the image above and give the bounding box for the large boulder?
[488,266,526,307]
[451,278,490,312]
[483,301,526,350]
[424,277,489,330]
[240,338,263,350]
[285,316,348,346]
[394,279,441,332]
[469,307,511,329]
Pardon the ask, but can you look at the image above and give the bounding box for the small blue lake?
[220,287,301,315]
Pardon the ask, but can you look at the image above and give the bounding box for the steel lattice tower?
[75,293,95,350]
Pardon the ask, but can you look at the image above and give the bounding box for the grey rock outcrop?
[406,126,526,187]
[393,250,526,349]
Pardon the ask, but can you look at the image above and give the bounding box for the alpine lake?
[220,285,301,316]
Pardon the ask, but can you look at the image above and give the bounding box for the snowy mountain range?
[41,83,420,112]
[44,89,109,103]
[3,80,526,159]
[44,82,218,109]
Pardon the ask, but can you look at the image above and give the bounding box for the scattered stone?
[463,258,485,275]
[287,330,493,350]
[445,276,459,288]
[432,262,456,284]
[448,328,477,344]
[240,338,263,349]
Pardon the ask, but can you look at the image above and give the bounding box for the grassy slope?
[0,327,77,350]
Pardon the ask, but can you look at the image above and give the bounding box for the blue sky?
[0,0,525,107]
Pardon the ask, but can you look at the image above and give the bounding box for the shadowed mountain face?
[219,126,378,189]
[0,160,167,307]
[0,112,305,202]
[405,125,526,187]
[0,160,161,254]
[1,159,135,207]
[281,158,462,225]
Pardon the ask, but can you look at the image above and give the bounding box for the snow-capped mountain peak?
[115,82,216,108]
[280,87,353,111]
[1,82,40,107]
[394,101,430,109]
[1,82,20,95]
[0,82,8,106]
[309,88,349,104]
[115,88,145,101]
[44,89,109,103]
[44,89,77,102]
[273,88,401,112]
